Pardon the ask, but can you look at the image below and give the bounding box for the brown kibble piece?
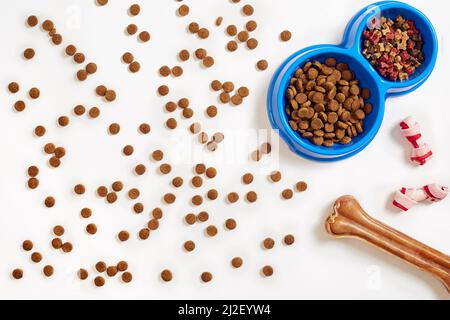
[123,145,134,156]
[202,56,214,68]
[138,123,151,134]
[88,107,100,119]
[44,196,55,208]
[74,52,85,64]
[96,85,107,96]
[195,48,207,59]
[226,41,238,52]
[74,105,85,116]
[189,122,201,134]
[53,225,65,236]
[138,31,150,42]
[27,15,38,27]
[172,176,184,188]
[126,23,138,36]
[128,188,140,200]
[161,269,173,282]
[86,63,97,74]
[61,242,73,253]
[22,240,33,251]
[94,276,105,287]
[198,28,209,39]
[14,100,26,112]
[133,203,144,214]
[207,189,218,200]
[138,228,150,240]
[197,211,209,222]
[231,257,243,268]
[206,225,218,237]
[86,223,97,235]
[118,230,130,242]
[188,22,199,34]
[185,213,196,225]
[179,49,190,61]
[263,238,275,250]
[184,240,195,252]
[74,184,85,195]
[106,266,118,277]
[105,90,116,102]
[117,261,128,272]
[42,19,54,31]
[106,192,118,204]
[295,181,308,192]
[29,87,40,99]
[270,171,282,182]
[12,269,23,280]
[8,82,20,93]
[108,123,120,135]
[282,189,294,200]
[129,4,140,16]
[129,61,141,73]
[242,173,254,184]
[201,272,213,283]
[257,59,268,71]
[152,208,163,220]
[65,45,77,56]
[134,164,146,176]
[111,181,123,192]
[205,167,217,179]
[284,234,295,245]
[172,66,183,77]
[242,4,254,16]
[24,48,35,60]
[192,195,203,206]
[34,125,46,137]
[163,193,176,204]
[178,4,189,16]
[147,219,159,230]
[159,163,172,174]
[215,16,223,26]
[151,150,164,161]
[227,192,239,203]
[81,208,92,219]
[97,186,108,197]
[246,191,257,203]
[225,218,237,230]
[27,165,39,177]
[51,238,63,249]
[280,30,292,42]
[262,265,273,277]
[49,157,61,168]
[43,265,54,277]
[77,69,88,81]
[28,178,39,189]
[158,85,169,96]
[78,268,88,280]
[96,261,107,273]
[195,163,206,174]
[31,252,42,263]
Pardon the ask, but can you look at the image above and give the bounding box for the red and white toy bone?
[399,116,433,166]
[393,184,449,212]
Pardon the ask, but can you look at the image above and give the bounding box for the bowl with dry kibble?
[267,1,437,161]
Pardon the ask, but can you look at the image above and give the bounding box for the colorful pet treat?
[362,15,424,81]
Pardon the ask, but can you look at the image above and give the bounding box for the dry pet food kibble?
[285,59,372,146]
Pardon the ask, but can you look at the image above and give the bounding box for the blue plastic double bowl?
[267,1,438,161]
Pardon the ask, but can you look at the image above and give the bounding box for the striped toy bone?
[325,195,450,293]
[393,184,449,212]
[400,116,433,165]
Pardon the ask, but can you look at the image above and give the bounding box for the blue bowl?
[267,1,438,161]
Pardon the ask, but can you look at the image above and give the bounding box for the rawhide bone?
[325,195,450,293]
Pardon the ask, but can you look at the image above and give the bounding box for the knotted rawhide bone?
[325,196,450,293]
[393,184,449,212]
[400,116,433,166]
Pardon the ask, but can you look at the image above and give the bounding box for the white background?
[0,0,449,300]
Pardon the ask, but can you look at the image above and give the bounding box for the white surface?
[0,0,449,300]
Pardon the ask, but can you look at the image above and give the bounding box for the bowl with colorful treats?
[267,1,438,161]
